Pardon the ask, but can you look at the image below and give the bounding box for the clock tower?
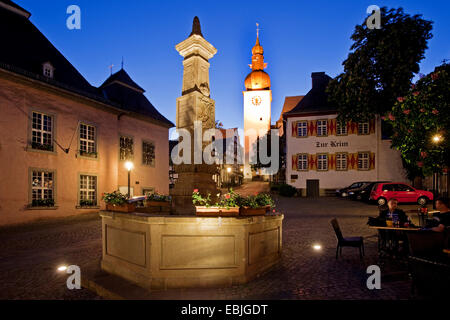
[243,25,272,181]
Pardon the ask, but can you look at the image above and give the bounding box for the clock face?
[251,96,262,106]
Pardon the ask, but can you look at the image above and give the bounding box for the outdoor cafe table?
[369,226,421,259]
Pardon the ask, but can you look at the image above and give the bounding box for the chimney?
[311,72,328,88]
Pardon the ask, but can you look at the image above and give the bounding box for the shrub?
[279,184,297,197]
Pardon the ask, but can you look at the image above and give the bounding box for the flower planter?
[106,203,136,213]
[145,201,171,208]
[240,206,269,216]
[195,206,240,217]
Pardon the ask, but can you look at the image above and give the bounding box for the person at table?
[379,198,408,225]
[430,197,450,232]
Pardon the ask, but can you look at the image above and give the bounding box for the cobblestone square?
[0,194,424,300]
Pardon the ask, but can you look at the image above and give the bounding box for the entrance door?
[306,180,320,198]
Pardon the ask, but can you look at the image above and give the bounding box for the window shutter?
[292,121,297,137]
[292,154,298,171]
[309,120,317,136]
[370,152,376,170]
[369,119,375,134]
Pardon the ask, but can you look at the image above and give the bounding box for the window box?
[30,199,55,208]
[195,206,240,217]
[240,205,270,216]
[31,142,54,152]
[106,203,136,213]
[145,200,171,208]
[79,200,97,207]
[79,151,98,158]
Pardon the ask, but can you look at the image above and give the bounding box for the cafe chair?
[330,218,365,259]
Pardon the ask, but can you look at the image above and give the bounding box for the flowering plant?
[236,193,275,209]
[102,191,128,205]
[145,191,171,202]
[216,188,239,209]
[192,189,212,207]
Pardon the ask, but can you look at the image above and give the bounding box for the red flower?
[403,110,411,115]
[381,116,386,120]
[407,129,412,133]
[432,109,439,115]
[273,209,276,213]
[193,189,199,193]
[431,73,439,80]
[225,194,230,199]
[443,168,449,173]
[397,97,404,103]
[421,151,428,158]
[420,108,425,113]
[413,91,420,96]
[388,113,395,121]
[417,162,424,168]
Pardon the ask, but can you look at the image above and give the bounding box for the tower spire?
[256,23,260,44]
[190,16,203,37]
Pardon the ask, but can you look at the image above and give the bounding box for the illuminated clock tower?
[243,24,272,181]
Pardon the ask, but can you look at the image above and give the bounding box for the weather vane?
[108,63,114,75]
[256,22,260,38]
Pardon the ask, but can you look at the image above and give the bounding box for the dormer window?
[42,62,54,79]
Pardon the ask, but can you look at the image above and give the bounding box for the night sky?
[16,0,450,134]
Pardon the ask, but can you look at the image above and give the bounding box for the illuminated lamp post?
[125,161,134,199]
[431,134,443,209]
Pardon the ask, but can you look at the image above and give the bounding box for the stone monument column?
[170,17,219,215]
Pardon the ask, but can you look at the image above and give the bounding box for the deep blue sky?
[17,0,450,133]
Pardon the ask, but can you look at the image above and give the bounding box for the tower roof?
[245,26,270,91]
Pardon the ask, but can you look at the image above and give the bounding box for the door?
[306,180,320,198]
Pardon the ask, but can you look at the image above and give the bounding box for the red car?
[370,182,434,206]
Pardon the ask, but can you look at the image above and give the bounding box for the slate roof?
[100,69,173,126]
[0,1,173,128]
[284,72,337,116]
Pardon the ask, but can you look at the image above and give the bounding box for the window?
[317,154,328,171]
[142,141,155,166]
[79,123,96,157]
[31,111,53,151]
[358,152,370,170]
[297,121,308,137]
[31,169,55,207]
[382,184,395,192]
[119,136,133,161]
[336,153,348,171]
[396,184,414,192]
[42,62,54,78]
[297,154,308,171]
[317,120,328,137]
[336,121,347,135]
[358,122,370,135]
[79,175,97,206]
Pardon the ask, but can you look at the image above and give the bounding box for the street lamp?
[227,167,232,173]
[125,161,134,199]
[431,134,444,208]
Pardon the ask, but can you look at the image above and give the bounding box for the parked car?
[349,181,391,201]
[370,182,434,206]
[336,182,371,198]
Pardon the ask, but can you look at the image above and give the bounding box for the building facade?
[283,72,407,196]
[0,2,173,225]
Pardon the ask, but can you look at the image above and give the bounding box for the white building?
[282,72,407,196]
[243,31,272,181]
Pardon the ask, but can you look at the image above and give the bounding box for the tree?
[327,7,433,123]
[384,63,450,178]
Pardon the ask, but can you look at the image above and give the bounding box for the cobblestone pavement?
[0,191,426,300]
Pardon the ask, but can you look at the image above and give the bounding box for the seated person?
[378,198,408,225]
[430,197,450,233]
